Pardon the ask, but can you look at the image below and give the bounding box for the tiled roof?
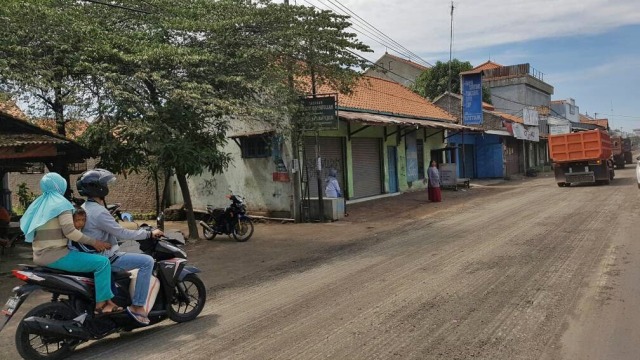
[31,119,89,140]
[0,101,27,120]
[473,60,503,72]
[383,53,430,71]
[491,110,523,124]
[0,133,68,147]
[317,76,455,122]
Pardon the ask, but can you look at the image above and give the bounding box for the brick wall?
[9,158,161,214]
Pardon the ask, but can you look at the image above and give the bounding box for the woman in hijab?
[324,168,342,198]
[427,160,442,202]
[20,172,120,314]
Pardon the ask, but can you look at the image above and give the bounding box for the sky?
[284,0,640,131]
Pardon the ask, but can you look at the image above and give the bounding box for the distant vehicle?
[623,138,633,164]
[549,129,614,187]
[611,136,626,169]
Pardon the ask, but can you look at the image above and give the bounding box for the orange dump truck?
[548,129,614,187]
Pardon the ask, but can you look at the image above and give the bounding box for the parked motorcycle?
[199,193,254,242]
[0,226,206,360]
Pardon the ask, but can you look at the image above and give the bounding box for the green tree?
[80,0,370,238]
[412,59,492,104]
[0,0,112,184]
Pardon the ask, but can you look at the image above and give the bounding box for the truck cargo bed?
[548,130,612,163]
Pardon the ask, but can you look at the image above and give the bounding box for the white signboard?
[439,163,458,187]
[523,107,540,126]
[512,123,540,142]
[549,125,571,135]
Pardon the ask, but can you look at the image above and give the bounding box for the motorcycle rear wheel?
[168,274,206,323]
[16,302,80,360]
[233,218,254,242]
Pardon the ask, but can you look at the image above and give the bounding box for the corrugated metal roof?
[0,133,68,147]
[339,111,481,131]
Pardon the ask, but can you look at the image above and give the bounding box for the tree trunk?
[52,85,71,197]
[175,170,199,240]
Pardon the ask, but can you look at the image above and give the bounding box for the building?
[363,52,429,87]
[172,76,478,220]
[471,61,554,171]
[433,92,525,178]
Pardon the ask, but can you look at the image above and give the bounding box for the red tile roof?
[0,101,27,120]
[31,119,89,140]
[316,76,455,122]
[473,60,503,72]
[492,110,523,124]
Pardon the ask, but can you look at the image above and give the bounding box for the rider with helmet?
[76,169,163,326]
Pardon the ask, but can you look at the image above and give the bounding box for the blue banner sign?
[462,73,483,125]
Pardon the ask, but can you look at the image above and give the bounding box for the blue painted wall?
[449,133,504,179]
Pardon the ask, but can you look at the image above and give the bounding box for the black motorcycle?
[0,228,206,360]
[199,194,254,242]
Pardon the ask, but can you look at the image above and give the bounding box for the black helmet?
[76,169,116,198]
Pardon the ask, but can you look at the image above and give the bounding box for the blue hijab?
[20,173,74,243]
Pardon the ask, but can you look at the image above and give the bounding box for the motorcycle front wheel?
[168,274,206,323]
[15,302,80,360]
[233,217,254,242]
[202,216,217,241]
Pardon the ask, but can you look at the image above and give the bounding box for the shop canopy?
[338,111,483,132]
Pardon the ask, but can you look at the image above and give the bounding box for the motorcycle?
[199,193,254,242]
[0,226,206,360]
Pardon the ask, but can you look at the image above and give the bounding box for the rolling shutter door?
[303,137,344,198]
[352,138,382,198]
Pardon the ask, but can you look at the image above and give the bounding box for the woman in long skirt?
[427,160,442,202]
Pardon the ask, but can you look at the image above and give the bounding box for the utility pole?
[284,0,303,222]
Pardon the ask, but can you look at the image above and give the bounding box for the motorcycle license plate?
[1,296,20,317]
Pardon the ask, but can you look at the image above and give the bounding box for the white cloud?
[296,0,640,60]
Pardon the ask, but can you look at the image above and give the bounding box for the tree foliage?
[0,0,107,136]
[412,59,492,104]
[0,0,371,237]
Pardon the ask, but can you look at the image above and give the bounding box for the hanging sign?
[462,73,483,125]
[301,96,338,130]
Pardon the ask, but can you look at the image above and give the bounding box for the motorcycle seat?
[19,264,131,281]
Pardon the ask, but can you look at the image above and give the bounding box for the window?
[569,105,575,115]
[240,135,271,158]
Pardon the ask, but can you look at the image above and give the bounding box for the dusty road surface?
[2,169,640,359]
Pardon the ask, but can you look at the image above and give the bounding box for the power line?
[302,0,415,63]
[303,0,431,68]
[323,0,432,67]
[79,0,152,14]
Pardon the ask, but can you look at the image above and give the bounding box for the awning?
[485,130,512,137]
[0,133,68,147]
[339,111,482,131]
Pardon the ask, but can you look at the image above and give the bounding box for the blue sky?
[288,0,640,131]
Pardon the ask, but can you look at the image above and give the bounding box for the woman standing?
[427,160,442,202]
[19,172,119,314]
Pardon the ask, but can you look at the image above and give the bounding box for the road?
[2,168,640,359]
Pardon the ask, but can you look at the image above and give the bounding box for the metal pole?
[315,133,324,221]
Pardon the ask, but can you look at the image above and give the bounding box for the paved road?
[3,169,640,359]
